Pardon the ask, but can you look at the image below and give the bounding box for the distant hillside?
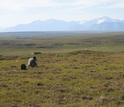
[2,16,124,32]
[3,19,79,32]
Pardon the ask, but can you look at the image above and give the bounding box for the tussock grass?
[1,50,124,106]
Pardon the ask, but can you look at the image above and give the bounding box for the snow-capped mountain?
[2,16,124,32]
[80,16,124,31]
[97,16,120,24]
[82,16,119,26]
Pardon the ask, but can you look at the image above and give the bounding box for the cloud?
[107,1,124,8]
[0,0,122,11]
[0,0,53,10]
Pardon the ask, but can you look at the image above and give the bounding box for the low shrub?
[55,53,70,57]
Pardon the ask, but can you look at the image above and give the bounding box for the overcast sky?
[0,0,124,28]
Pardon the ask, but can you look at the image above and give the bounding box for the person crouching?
[27,56,38,67]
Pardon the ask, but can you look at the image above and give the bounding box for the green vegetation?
[1,50,124,107]
[0,31,124,56]
[1,31,124,106]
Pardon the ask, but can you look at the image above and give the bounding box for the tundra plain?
[0,31,124,56]
[1,31,124,107]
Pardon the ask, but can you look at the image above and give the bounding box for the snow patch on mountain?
[97,19,105,24]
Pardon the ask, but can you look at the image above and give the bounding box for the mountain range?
[2,16,124,32]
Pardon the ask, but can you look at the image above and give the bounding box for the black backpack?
[21,64,26,70]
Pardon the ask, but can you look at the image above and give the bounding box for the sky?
[0,0,124,28]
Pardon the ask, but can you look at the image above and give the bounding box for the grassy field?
[1,50,124,107]
[0,31,124,56]
[1,31,124,106]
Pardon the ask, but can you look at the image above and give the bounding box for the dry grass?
[1,50,124,107]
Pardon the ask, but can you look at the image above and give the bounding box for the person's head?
[33,56,36,60]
